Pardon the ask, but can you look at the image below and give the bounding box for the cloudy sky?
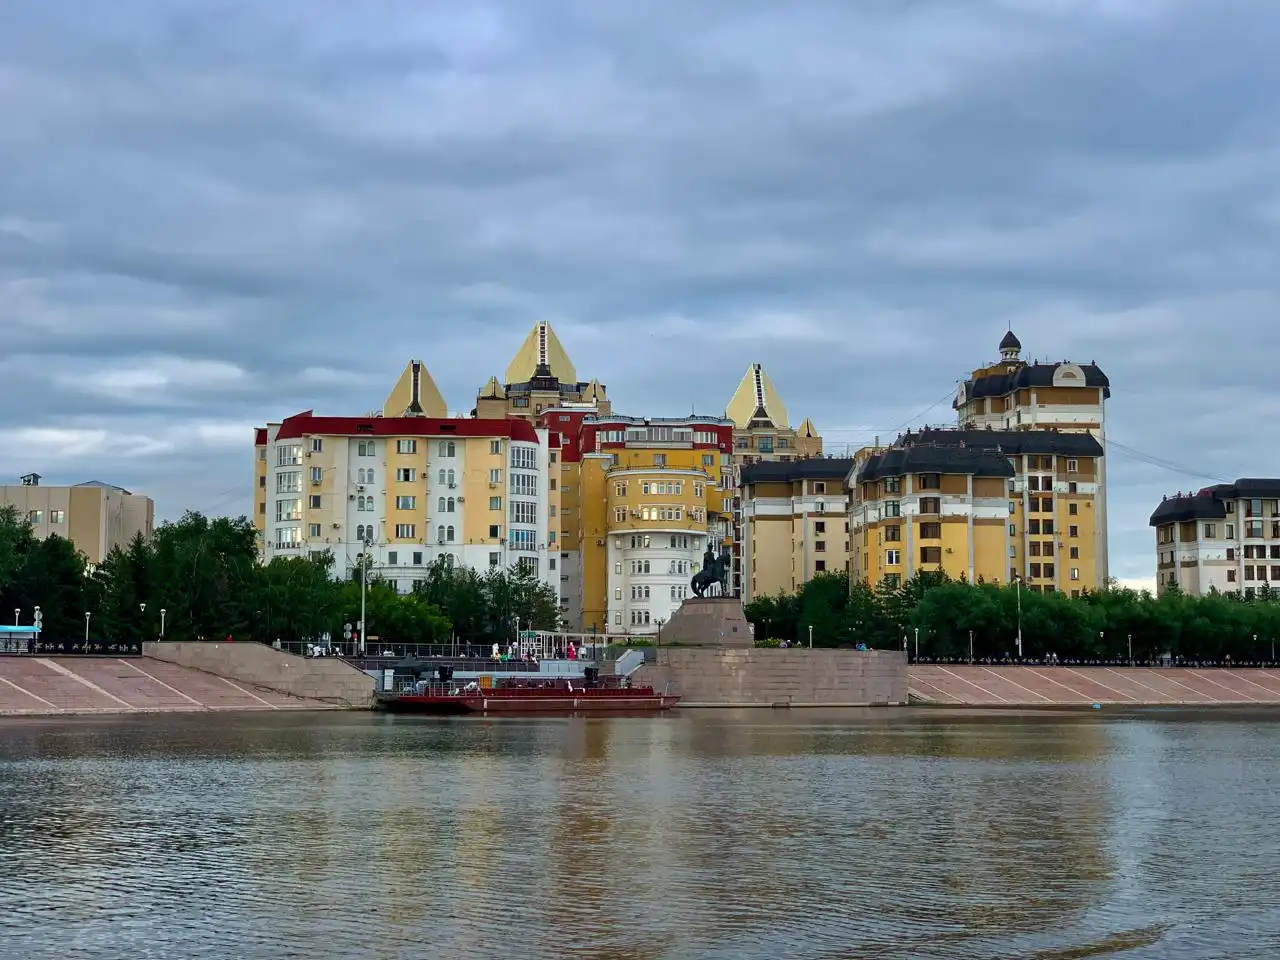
[3,0,1278,588]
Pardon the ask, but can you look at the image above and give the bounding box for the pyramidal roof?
[478,375,506,400]
[796,416,820,438]
[382,359,447,418]
[505,321,577,385]
[726,363,789,430]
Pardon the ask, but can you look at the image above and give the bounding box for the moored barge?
[376,673,678,715]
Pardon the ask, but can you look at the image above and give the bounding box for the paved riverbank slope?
[909,665,1280,705]
[0,656,334,716]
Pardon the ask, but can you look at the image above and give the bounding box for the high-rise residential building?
[737,458,854,601]
[541,411,735,634]
[255,411,556,597]
[474,320,610,423]
[1149,481,1280,596]
[849,428,1106,596]
[1,473,154,565]
[953,329,1112,580]
[723,362,824,597]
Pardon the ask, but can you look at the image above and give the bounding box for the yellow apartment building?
[953,328,1111,580]
[850,428,1106,596]
[550,413,736,635]
[1,472,154,565]
[738,458,854,601]
[474,320,610,422]
[255,410,555,596]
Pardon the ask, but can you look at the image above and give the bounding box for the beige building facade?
[1,473,154,564]
[1150,480,1280,596]
[738,458,853,601]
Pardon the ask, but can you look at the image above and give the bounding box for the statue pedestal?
[660,597,754,648]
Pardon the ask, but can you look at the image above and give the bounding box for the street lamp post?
[84,611,91,645]
[358,542,370,657]
[13,608,18,627]
[969,629,974,665]
[808,624,813,649]
[1127,633,1133,667]
[160,608,167,640]
[1014,574,1023,659]
[914,626,919,662]
[656,618,664,661]
[139,602,146,646]
[33,606,41,644]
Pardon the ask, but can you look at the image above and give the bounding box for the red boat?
[376,676,679,715]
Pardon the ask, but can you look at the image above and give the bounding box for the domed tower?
[999,328,1022,362]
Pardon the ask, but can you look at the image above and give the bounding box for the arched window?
[447,469,456,486]
[447,498,455,512]
[437,525,446,543]
[438,469,446,485]
[356,469,364,484]
[446,525,455,542]
[447,441,455,457]
[356,524,365,541]
[437,496,446,512]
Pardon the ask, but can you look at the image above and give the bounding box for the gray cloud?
[2,0,1279,585]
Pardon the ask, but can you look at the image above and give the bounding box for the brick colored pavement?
[0,657,335,716]
[909,665,1280,706]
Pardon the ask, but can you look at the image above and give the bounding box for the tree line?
[744,571,1280,662]
[0,507,559,647]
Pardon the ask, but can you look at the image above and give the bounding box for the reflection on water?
[1,709,1278,959]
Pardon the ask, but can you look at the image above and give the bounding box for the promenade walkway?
[909,665,1280,706]
[0,657,333,716]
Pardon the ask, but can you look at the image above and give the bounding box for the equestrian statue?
[690,543,732,598]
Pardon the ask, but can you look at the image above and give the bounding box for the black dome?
[999,329,1021,351]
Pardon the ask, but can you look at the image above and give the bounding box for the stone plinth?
[635,648,907,706]
[660,597,754,647]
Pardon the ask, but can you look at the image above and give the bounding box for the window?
[885,524,901,542]
[1030,542,1041,557]
[1226,524,1235,539]
[355,524,369,542]
[388,551,398,565]
[490,440,502,455]
[1028,475,1040,492]
[814,481,826,494]
[510,529,536,549]
[275,526,301,547]
[1030,563,1042,578]
[396,496,416,510]
[1068,482,1078,495]
[447,498,455,512]
[815,540,826,552]
[49,509,65,523]
[654,454,667,467]
[395,524,416,538]
[489,468,502,485]
[396,468,416,482]
[277,471,301,493]
[1069,525,1079,538]
[437,440,455,457]
[311,466,324,483]
[1069,546,1079,559]
[510,446,537,470]
[1043,563,1055,578]
[883,477,901,494]
[395,439,416,454]
[277,444,302,467]
[1067,502,1078,516]
[488,524,501,539]
[1043,520,1054,535]
[411,551,422,565]
[510,473,537,496]
[918,474,940,490]
[310,495,321,509]
[1227,569,1237,582]
[1065,459,1077,473]
[446,469,456,487]
[276,499,302,522]
[357,440,376,457]
[1246,521,1264,538]
[1009,524,1016,536]
[919,498,940,515]
[490,496,502,511]
[1028,520,1040,535]
[702,454,714,466]
[510,501,537,524]
[1040,496,1053,512]
[884,501,901,517]
[308,523,321,538]
[919,522,941,539]
[615,507,627,523]
[920,546,942,564]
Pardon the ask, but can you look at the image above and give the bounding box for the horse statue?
[690,545,731,598]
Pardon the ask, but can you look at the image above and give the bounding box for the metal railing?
[0,637,144,657]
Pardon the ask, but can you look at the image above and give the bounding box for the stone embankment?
[0,655,333,717]
[909,665,1280,706]
[636,648,907,706]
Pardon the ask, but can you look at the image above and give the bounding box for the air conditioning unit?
[331,522,341,529]
[311,479,321,486]
[357,485,366,493]
[489,482,498,489]
[448,482,457,489]
[348,494,355,501]
[306,451,312,458]
[630,510,642,518]
[596,539,605,546]
[456,496,465,503]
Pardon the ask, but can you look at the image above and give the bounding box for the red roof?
[274,412,539,443]
[254,427,267,445]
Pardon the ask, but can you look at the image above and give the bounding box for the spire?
[382,359,447,418]
[726,362,790,430]
[504,320,577,384]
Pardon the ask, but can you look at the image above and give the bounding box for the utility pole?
[1014,575,1023,659]
[914,626,919,662]
[808,624,813,649]
[969,629,974,665]
[359,541,370,657]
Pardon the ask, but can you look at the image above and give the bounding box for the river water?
[1,709,1277,959]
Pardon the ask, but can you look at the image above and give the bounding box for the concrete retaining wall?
[635,648,907,706]
[143,641,375,708]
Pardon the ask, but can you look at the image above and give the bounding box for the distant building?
[254,412,555,598]
[738,458,853,601]
[0,472,154,565]
[953,329,1111,582]
[474,320,610,422]
[849,427,1106,595]
[1149,481,1280,596]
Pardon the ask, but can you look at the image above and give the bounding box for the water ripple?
[1,710,1279,958]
